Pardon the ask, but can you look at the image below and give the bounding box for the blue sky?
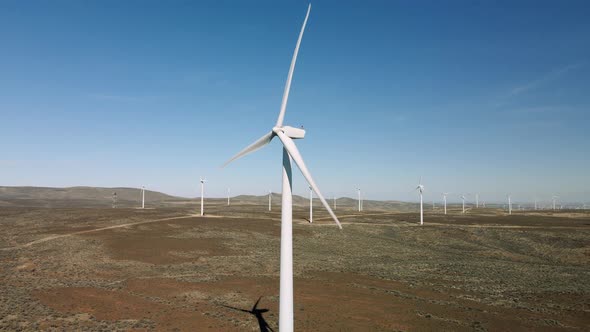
[1,1,589,203]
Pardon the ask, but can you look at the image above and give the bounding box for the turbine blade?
[252,297,262,311]
[222,131,275,168]
[275,131,342,229]
[275,4,311,127]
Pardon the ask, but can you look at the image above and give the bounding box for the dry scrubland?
[0,202,589,331]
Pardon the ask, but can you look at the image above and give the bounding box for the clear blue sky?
[1,1,589,204]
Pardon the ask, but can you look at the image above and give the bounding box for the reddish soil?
[35,272,590,331]
[35,287,231,330]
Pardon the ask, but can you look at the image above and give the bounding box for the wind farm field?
[1,203,589,331]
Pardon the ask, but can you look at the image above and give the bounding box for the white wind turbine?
[200,177,206,216]
[222,5,341,332]
[460,194,466,213]
[268,190,272,212]
[552,195,558,210]
[416,178,424,225]
[508,195,512,215]
[309,186,313,223]
[442,192,449,215]
[227,188,231,206]
[475,193,479,208]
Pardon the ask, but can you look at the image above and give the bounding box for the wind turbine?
[268,190,272,212]
[442,192,449,215]
[222,6,341,332]
[227,188,231,206]
[356,188,361,212]
[416,178,424,225]
[309,186,313,223]
[508,195,512,215]
[460,195,466,213]
[141,186,145,209]
[475,193,479,208]
[552,195,558,210]
[200,177,206,216]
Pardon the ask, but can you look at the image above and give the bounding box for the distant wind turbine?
[460,195,466,213]
[200,177,206,216]
[269,190,272,212]
[442,192,449,215]
[552,195,558,210]
[227,188,231,206]
[508,195,512,215]
[416,178,424,225]
[221,5,341,332]
[475,193,479,208]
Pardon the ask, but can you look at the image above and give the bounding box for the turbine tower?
[222,6,341,331]
[442,192,449,215]
[356,188,361,212]
[460,195,466,213]
[200,177,206,216]
[309,186,313,223]
[141,186,145,209]
[475,193,479,208]
[508,195,512,215]
[416,178,424,225]
[361,194,364,211]
[269,190,272,211]
[552,195,558,210]
[227,188,231,206]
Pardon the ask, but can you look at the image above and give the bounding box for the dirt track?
[0,206,589,331]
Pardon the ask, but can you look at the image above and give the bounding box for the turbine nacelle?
[273,126,306,139]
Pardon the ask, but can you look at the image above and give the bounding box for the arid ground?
[1,203,589,331]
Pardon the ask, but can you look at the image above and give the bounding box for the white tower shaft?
[269,190,272,212]
[309,187,313,223]
[280,148,294,332]
[141,186,145,209]
[444,195,447,215]
[419,193,423,225]
[357,189,361,212]
[200,181,204,216]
